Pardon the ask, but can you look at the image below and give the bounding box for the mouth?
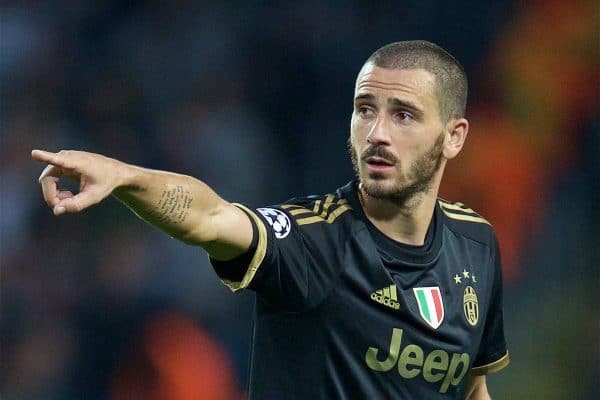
[365,156,395,171]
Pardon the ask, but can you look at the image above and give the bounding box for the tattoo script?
[154,185,193,225]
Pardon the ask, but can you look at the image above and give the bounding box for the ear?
[443,118,468,159]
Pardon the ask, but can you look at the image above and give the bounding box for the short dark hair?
[365,40,468,122]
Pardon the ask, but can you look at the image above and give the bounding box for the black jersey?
[211,180,509,399]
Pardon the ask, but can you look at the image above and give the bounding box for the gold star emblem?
[462,269,470,279]
[472,275,477,283]
[453,274,462,284]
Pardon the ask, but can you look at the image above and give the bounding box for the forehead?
[354,64,438,109]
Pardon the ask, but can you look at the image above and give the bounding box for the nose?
[366,115,392,145]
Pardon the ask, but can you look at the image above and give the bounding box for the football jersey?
[211,180,509,399]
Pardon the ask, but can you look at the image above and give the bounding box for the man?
[33,41,508,399]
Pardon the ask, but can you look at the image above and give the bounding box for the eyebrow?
[354,93,424,118]
[354,93,376,103]
[388,97,424,118]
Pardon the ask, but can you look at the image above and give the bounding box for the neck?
[358,184,439,246]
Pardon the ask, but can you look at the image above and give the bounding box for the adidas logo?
[370,285,401,310]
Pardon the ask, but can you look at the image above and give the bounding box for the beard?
[348,132,445,204]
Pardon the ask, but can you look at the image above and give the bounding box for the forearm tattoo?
[154,185,193,225]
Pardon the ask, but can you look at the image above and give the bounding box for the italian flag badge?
[413,287,445,329]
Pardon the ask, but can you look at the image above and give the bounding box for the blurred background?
[1,1,598,399]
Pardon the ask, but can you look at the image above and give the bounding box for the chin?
[361,174,429,204]
[361,177,401,199]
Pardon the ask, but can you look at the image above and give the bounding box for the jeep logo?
[365,328,470,393]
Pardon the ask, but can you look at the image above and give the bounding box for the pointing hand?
[31,149,124,216]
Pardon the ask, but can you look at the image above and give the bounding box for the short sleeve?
[210,198,353,311]
[471,238,510,375]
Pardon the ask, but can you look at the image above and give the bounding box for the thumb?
[54,189,103,215]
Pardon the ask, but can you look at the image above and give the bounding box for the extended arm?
[31,149,252,260]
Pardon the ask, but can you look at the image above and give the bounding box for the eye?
[395,111,414,122]
[357,106,375,118]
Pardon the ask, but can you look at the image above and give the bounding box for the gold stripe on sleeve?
[288,207,314,216]
[441,208,491,225]
[220,203,268,292]
[312,199,322,213]
[295,215,322,225]
[320,194,334,217]
[297,203,352,225]
[471,352,510,375]
[439,201,477,214]
[326,204,352,222]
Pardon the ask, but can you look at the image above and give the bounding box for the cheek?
[350,114,369,138]
[350,116,359,137]
[349,124,364,154]
[351,129,373,160]
[396,127,438,153]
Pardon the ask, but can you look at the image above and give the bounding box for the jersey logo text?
[413,287,445,329]
[370,285,400,310]
[365,328,470,394]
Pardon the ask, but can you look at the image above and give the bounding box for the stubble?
[348,132,445,206]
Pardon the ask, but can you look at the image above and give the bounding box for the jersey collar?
[338,180,442,265]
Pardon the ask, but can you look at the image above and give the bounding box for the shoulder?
[277,192,354,227]
[250,192,356,256]
[437,198,498,248]
[246,184,359,243]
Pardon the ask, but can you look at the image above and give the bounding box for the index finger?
[31,149,65,167]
